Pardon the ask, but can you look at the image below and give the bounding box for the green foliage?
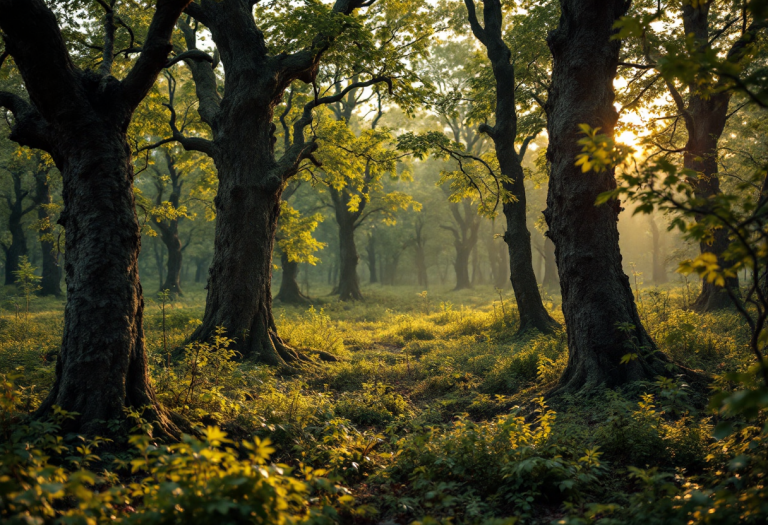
[0,376,368,524]
[382,400,605,522]
[278,202,326,265]
[335,382,412,426]
[13,255,40,318]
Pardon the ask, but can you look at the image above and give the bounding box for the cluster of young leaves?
[278,201,327,265]
[397,130,513,217]
[313,116,421,223]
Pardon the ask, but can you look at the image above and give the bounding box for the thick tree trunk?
[544,0,669,394]
[0,0,191,438]
[34,168,62,296]
[649,216,668,285]
[37,136,179,437]
[337,219,363,300]
[275,250,311,304]
[190,134,309,367]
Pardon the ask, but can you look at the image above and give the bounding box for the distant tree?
[0,154,35,285]
[618,0,767,310]
[30,153,62,297]
[274,183,325,305]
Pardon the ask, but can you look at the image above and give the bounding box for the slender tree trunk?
[544,0,669,394]
[337,218,363,300]
[34,167,62,296]
[158,222,183,297]
[366,232,378,284]
[4,207,27,285]
[499,147,558,332]
[275,250,310,304]
[649,215,668,285]
[465,0,557,332]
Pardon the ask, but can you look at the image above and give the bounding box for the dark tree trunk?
[188,125,309,367]
[3,201,28,285]
[275,250,311,304]
[649,215,668,285]
[38,136,178,436]
[176,0,373,362]
[194,256,209,283]
[159,226,183,296]
[329,186,364,300]
[2,167,35,285]
[0,0,191,437]
[33,165,62,296]
[465,0,558,333]
[544,0,669,394]
[155,150,185,297]
[672,2,746,311]
[543,237,559,291]
[337,213,363,300]
[366,232,378,284]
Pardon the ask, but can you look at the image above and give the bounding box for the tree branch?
[274,75,392,182]
[122,0,193,111]
[0,91,52,150]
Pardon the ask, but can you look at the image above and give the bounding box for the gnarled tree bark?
[544,0,670,394]
[0,0,191,437]
[169,1,381,365]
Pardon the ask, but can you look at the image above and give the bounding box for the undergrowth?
[0,283,766,524]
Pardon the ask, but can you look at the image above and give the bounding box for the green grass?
[1,280,765,524]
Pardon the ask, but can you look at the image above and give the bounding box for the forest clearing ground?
[0,280,758,523]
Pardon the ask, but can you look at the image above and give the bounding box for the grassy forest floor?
[0,280,763,524]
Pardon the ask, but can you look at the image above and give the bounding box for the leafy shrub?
[334,382,411,426]
[0,376,371,524]
[278,307,345,358]
[381,400,605,522]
